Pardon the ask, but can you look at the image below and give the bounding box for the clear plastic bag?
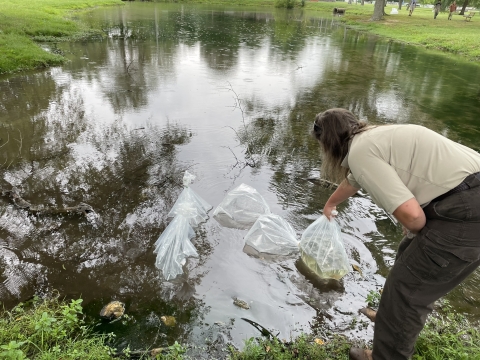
[299,215,350,280]
[153,215,198,281]
[168,171,212,227]
[213,183,270,229]
[244,214,299,255]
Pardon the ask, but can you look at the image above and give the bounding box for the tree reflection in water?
[0,93,212,348]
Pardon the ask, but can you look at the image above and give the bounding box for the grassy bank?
[160,0,480,61]
[0,295,114,359]
[0,295,188,359]
[1,0,478,74]
[1,294,480,359]
[304,1,480,62]
[229,299,480,359]
[0,0,121,74]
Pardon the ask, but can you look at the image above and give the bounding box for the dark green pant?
[372,173,480,360]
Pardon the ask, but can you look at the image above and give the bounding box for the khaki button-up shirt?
[343,125,480,214]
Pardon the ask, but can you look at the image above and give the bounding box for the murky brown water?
[1,2,480,356]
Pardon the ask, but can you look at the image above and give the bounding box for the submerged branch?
[1,187,95,218]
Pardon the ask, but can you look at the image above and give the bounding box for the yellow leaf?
[160,315,176,327]
[314,338,324,345]
[266,345,270,352]
[351,264,363,277]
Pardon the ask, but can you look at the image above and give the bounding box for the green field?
[0,0,121,74]
[304,1,480,62]
[0,0,479,74]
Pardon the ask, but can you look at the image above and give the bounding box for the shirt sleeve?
[351,157,415,214]
[346,173,361,189]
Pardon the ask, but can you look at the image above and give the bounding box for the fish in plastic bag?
[153,215,198,281]
[213,183,270,229]
[299,215,350,280]
[168,171,212,227]
[244,214,299,255]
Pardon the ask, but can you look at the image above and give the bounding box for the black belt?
[433,172,480,202]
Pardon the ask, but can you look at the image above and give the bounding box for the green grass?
[0,295,114,359]
[413,301,480,360]
[0,0,122,74]
[161,0,480,61]
[303,1,480,61]
[1,0,478,74]
[228,334,352,360]
[229,299,480,360]
[0,294,189,360]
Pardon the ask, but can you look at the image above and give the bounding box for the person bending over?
[312,108,480,360]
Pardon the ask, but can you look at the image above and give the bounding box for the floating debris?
[233,297,250,310]
[352,264,364,277]
[160,315,176,327]
[100,301,125,320]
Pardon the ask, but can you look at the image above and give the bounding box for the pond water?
[1,2,480,356]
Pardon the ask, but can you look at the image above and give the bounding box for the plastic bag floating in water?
[244,214,299,255]
[153,215,197,281]
[154,171,211,281]
[299,215,350,280]
[168,171,212,227]
[213,183,270,229]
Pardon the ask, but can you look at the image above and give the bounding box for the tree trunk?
[361,0,365,5]
[459,0,468,15]
[372,0,385,19]
[398,0,403,9]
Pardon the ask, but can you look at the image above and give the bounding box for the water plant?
[365,289,382,310]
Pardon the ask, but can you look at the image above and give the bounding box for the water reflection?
[1,2,480,354]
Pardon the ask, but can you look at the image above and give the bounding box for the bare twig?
[14,129,23,155]
[225,82,257,168]
[126,59,135,73]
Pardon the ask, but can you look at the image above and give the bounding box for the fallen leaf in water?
[161,315,176,327]
[351,264,363,277]
[314,338,324,345]
[150,348,164,356]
